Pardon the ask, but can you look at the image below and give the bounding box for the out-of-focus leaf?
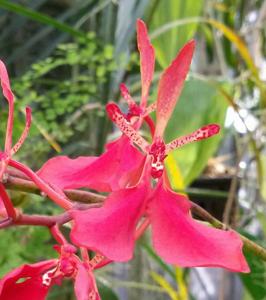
[30,114,62,153]
[164,79,228,186]
[97,280,119,300]
[0,227,55,277]
[240,232,266,300]
[207,19,257,76]
[207,19,266,106]
[0,0,86,38]
[151,271,179,300]
[175,268,188,300]
[149,0,203,67]
[18,107,62,153]
[165,153,185,190]
[261,154,266,201]
[141,241,175,280]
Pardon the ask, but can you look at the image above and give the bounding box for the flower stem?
[5,173,105,203]
[0,183,16,219]
[9,159,73,210]
[135,217,151,239]
[0,203,101,229]
[50,224,68,244]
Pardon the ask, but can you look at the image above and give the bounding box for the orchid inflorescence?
[0,19,250,300]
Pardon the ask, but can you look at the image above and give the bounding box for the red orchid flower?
[0,61,32,219]
[0,61,32,180]
[0,244,100,300]
[69,21,249,273]
[37,19,155,193]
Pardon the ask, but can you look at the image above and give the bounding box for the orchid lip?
[42,267,57,287]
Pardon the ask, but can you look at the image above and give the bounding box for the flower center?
[42,267,57,287]
[149,138,167,179]
[127,104,143,121]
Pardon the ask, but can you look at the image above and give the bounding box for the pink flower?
[37,20,155,193]
[0,245,100,300]
[0,61,31,180]
[69,20,249,273]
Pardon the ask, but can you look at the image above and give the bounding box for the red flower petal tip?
[136,19,155,108]
[155,40,195,137]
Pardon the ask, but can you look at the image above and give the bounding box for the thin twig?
[4,175,105,203]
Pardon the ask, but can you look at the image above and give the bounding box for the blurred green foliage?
[10,33,117,164]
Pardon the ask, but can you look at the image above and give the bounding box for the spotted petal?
[0,60,15,154]
[137,19,155,108]
[155,40,195,137]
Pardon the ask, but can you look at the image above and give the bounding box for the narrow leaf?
[0,0,86,38]
[151,271,179,300]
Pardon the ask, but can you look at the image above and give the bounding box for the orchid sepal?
[106,102,149,152]
[166,123,220,154]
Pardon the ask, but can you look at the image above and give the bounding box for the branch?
[5,175,105,204]
[0,203,102,229]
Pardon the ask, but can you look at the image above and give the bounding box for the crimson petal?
[0,260,57,300]
[70,183,148,261]
[155,40,195,137]
[74,263,100,300]
[0,60,15,154]
[137,19,155,108]
[149,183,250,272]
[38,135,145,192]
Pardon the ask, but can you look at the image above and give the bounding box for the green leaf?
[0,0,86,38]
[149,0,203,67]
[240,232,266,300]
[140,241,176,280]
[261,154,266,201]
[150,271,179,300]
[97,280,119,300]
[164,79,228,186]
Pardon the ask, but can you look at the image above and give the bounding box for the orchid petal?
[106,102,149,152]
[38,156,97,189]
[0,60,14,104]
[0,60,15,154]
[0,195,7,219]
[149,183,250,272]
[11,107,32,155]
[38,135,145,192]
[0,260,57,300]
[143,102,156,117]
[120,83,136,108]
[137,19,155,108]
[155,40,195,137]
[70,183,148,261]
[74,263,100,300]
[166,124,220,153]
